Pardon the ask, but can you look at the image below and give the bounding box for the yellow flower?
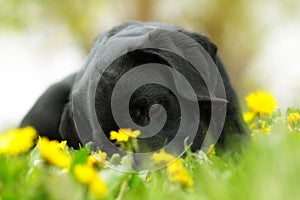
[287,112,300,131]
[151,150,193,187]
[287,112,300,124]
[151,149,176,163]
[0,126,37,156]
[89,177,107,197]
[110,130,129,142]
[59,140,67,150]
[74,164,107,196]
[243,111,256,123]
[38,137,72,169]
[88,150,107,167]
[74,164,97,184]
[109,128,141,142]
[121,128,141,138]
[167,160,194,187]
[245,91,277,116]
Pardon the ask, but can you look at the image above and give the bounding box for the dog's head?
[59,22,246,153]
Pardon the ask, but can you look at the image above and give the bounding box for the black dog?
[20,22,247,152]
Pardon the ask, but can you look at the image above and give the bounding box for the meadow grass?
[1,91,300,200]
[1,118,300,200]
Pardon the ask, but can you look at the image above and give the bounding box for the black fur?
[20,22,247,150]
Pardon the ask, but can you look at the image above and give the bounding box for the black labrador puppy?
[20,22,247,152]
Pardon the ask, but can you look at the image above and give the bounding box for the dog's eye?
[132,109,141,117]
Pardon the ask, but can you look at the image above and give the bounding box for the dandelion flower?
[287,112,300,124]
[38,137,71,169]
[151,149,176,163]
[110,130,129,142]
[0,126,37,156]
[88,150,107,167]
[287,112,300,131]
[59,140,67,150]
[120,128,141,138]
[109,128,141,142]
[89,177,107,196]
[74,164,97,184]
[74,164,107,196]
[243,111,256,123]
[167,160,194,187]
[151,150,193,187]
[245,91,277,116]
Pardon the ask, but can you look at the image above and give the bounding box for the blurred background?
[1,0,300,129]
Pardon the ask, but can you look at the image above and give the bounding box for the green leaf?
[128,173,146,189]
[70,148,89,172]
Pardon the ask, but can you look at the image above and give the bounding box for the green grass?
[1,112,300,200]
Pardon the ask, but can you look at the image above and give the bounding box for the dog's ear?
[157,35,226,103]
[179,30,218,61]
[59,102,81,148]
[20,74,76,140]
[199,37,218,60]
